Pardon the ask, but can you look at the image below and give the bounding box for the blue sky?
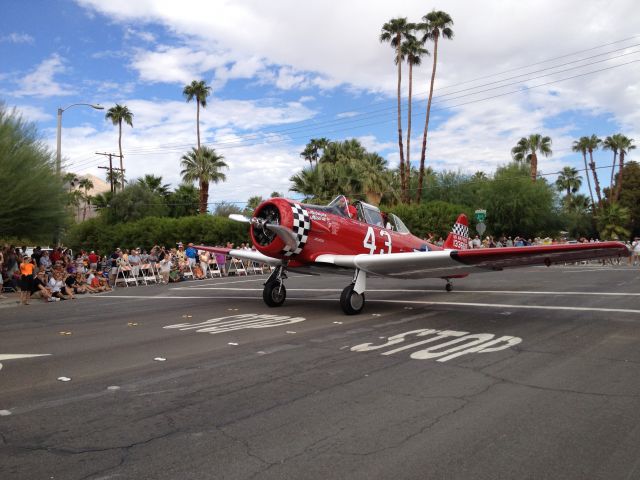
[1,0,638,206]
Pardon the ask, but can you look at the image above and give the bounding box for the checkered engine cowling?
[452,222,469,239]
[282,203,311,256]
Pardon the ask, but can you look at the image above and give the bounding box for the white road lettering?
[164,313,306,335]
[351,329,522,362]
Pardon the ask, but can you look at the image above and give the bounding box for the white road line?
[165,287,640,297]
[0,354,51,361]
[90,295,640,314]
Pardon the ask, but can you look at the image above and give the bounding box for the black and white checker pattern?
[452,222,469,239]
[282,203,311,256]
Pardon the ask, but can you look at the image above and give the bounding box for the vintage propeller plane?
[197,195,629,315]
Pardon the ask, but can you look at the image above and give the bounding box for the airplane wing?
[195,245,284,267]
[314,242,629,279]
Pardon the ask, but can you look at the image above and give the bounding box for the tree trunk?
[118,121,124,190]
[406,60,413,202]
[530,152,537,182]
[196,101,201,152]
[582,151,595,208]
[589,148,602,206]
[200,180,209,214]
[609,150,618,199]
[614,151,625,202]
[417,33,439,203]
[396,37,406,203]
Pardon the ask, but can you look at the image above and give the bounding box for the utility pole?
[96,152,124,194]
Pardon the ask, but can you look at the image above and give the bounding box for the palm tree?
[416,10,454,202]
[300,137,329,166]
[137,174,170,197]
[613,135,636,203]
[402,35,429,202]
[62,172,79,194]
[180,146,227,214]
[584,134,602,206]
[183,80,212,152]
[555,166,582,197]
[603,134,621,196]
[572,137,594,207]
[380,18,413,202]
[510,134,552,182]
[105,104,134,190]
[77,177,94,221]
[596,202,631,240]
[105,169,125,190]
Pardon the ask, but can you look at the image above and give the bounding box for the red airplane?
[197,195,629,315]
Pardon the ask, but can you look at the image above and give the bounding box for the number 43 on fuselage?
[197,195,628,315]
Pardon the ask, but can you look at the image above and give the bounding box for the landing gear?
[445,280,453,292]
[263,265,287,307]
[340,269,366,315]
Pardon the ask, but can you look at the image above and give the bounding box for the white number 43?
[363,227,392,254]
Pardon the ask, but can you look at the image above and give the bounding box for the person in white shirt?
[632,238,640,266]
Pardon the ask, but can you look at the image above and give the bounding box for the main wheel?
[263,281,286,307]
[340,284,365,315]
[445,282,453,292]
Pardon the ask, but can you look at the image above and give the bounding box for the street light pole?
[55,103,104,177]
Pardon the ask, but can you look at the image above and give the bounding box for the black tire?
[340,284,365,315]
[263,281,286,307]
[445,283,453,292]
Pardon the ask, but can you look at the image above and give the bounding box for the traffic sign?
[474,209,486,223]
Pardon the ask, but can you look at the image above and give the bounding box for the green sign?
[474,209,486,223]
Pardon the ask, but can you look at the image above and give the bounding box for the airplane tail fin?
[443,214,470,250]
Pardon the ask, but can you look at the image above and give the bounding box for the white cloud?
[14,105,53,122]
[13,54,73,97]
[0,32,35,44]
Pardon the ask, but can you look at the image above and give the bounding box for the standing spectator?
[176,243,186,264]
[109,248,121,286]
[199,250,210,277]
[158,249,172,284]
[88,250,99,271]
[19,255,35,305]
[632,238,640,266]
[185,243,198,267]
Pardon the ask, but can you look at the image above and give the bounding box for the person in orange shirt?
[19,255,35,305]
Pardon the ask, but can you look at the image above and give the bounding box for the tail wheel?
[263,280,286,307]
[340,284,365,315]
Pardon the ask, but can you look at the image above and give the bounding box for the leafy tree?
[105,168,125,191]
[213,201,242,217]
[137,174,170,197]
[596,203,630,240]
[180,146,228,214]
[166,183,199,218]
[183,79,212,151]
[105,104,133,190]
[479,162,561,238]
[560,193,595,239]
[380,17,413,201]
[387,200,471,239]
[611,135,635,203]
[270,191,283,198]
[555,166,582,197]
[416,10,453,202]
[511,134,552,182]
[0,104,67,241]
[102,183,168,224]
[617,161,640,237]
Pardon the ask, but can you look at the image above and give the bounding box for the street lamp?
[56,103,104,176]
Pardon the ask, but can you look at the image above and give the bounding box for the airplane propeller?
[229,213,298,250]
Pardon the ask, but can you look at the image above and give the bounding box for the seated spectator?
[31,271,58,302]
[66,272,87,294]
[39,250,52,272]
[49,271,72,300]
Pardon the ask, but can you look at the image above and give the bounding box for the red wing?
[451,242,629,269]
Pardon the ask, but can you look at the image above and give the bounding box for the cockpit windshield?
[328,195,350,217]
[388,213,411,234]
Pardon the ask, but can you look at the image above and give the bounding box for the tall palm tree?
[137,174,170,197]
[603,134,621,196]
[416,10,454,202]
[183,80,212,152]
[180,146,227,214]
[105,169,125,190]
[613,135,636,203]
[555,166,582,197]
[510,134,552,182]
[572,137,594,207]
[583,134,602,206]
[300,137,329,166]
[380,18,413,202]
[402,35,429,201]
[105,104,133,190]
[77,177,94,221]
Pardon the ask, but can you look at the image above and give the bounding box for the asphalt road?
[1,264,639,480]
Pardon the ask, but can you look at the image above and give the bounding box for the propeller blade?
[229,214,251,223]
[265,224,298,250]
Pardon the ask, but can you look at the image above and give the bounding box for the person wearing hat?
[185,242,198,269]
[19,255,35,305]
